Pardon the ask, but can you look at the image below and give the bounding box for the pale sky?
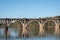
[0,0,60,18]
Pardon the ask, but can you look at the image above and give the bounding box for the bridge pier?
[55,24,60,36]
[39,24,45,36]
[22,24,28,37]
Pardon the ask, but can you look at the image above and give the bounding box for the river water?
[0,36,60,40]
[0,28,60,40]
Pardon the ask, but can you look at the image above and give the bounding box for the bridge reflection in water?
[8,28,19,38]
[0,28,5,38]
[0,28,21,38]
[0,27,59,38]
[0,28,60,40]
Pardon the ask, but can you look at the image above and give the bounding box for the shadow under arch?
[0,21,5,28]
[43,20,57,35]
[8,21,24,38]
[26,20,40,37]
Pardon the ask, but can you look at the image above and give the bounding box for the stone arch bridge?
[0,17,60,37]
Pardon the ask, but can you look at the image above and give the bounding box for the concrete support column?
[22,24,28,37]
[39,24,45,36]
[4,27,9,38]
[4,19,8,38]
[55,24,60,36]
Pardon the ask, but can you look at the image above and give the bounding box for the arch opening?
[26,21,40,37]
[0,22,5,38]
[43,21,55,35]
[8,21,23,38]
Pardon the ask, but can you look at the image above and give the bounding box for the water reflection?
[8,28,19,38]
[0,28,60,40]
[0,36,60,40]
[0,28,5,38]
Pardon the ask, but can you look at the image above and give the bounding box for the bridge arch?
[43,20,57,35]
[8,21,24,37]
[26,20,40,37]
